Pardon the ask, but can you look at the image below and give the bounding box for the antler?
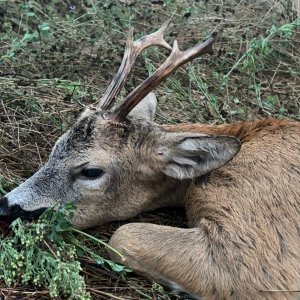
[98,20,172,110]
[109,33,216,123]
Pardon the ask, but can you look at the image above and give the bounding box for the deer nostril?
[0,197,11,216]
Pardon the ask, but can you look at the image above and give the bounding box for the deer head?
[0,22,240,228]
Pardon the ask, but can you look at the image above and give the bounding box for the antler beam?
[109,33,216,122]
[98,20,172,110]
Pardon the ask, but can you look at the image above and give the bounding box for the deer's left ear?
[155,133,241,179]
[128,92,157,121]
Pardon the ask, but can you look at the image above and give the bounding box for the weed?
[0,203,129,299]
[0,177,17,195]
[226,18,300,78]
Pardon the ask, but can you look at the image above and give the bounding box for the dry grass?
[0,0,300,299]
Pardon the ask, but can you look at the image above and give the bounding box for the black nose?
[0,197,11,216]
[0,197,46,224]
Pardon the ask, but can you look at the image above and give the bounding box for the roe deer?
[0,21,299,300]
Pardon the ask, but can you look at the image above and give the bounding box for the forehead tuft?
[51,112,100,159]
[68,113,98,145]
[50,111,158,160]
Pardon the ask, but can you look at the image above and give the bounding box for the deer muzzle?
[0,196,46,225]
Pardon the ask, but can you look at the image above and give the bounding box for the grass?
[0,0,300,299]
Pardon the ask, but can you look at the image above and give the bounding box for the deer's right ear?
[155,133,241,179]
[128,92,157,121]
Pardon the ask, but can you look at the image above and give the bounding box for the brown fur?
[110,119,300,300]
[163,119,299,143]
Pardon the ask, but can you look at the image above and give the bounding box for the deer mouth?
[0,205,47,227]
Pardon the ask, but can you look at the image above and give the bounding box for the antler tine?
[109,33,216,123]
[98,20,172,110]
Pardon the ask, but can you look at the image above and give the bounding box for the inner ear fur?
[155,133,241,179]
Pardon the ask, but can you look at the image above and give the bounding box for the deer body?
[1,23,299,299]
[109,119,300,300]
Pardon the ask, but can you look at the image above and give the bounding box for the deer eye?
[80,168,104,179]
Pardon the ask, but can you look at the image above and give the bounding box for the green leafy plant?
[226,18,300,77]
[0,29,41,64]
[0,177,17,195]
[0,203,130,299]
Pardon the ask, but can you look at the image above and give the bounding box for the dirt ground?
[0,0,300,299]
